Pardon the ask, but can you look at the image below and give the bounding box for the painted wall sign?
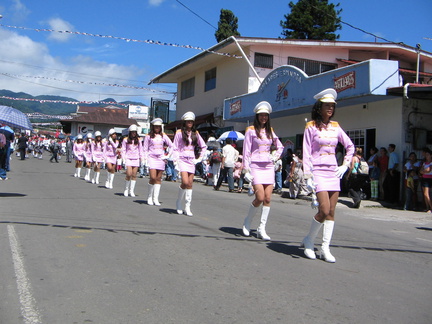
[334,71,356,92]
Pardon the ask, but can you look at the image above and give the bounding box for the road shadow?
[0,193,27,197]
[417,227,432,231]
[266,242,303,258]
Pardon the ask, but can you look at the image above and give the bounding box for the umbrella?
[0,125,14,134]
[217,131,245,142]
[0,105,33,130]
[206,140,221,149]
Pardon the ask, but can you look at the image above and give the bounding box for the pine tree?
[215,9,241,43]
[280,0,342,40]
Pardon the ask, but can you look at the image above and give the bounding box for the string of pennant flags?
[0,73,176,94]
[0,95,130,107]
[0,24,243,58]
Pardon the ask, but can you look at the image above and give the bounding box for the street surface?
[1,155,431,324]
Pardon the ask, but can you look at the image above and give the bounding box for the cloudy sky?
[0,0,430,106]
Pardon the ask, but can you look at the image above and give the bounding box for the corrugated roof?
[63,107,137,126]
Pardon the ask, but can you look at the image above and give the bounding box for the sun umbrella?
[0,105,33,130]
[217,131,245,142]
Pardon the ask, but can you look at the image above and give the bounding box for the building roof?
[149,36,432,84]
[61,107,137,126]
[387,84,432,100]
[76,105,122,114]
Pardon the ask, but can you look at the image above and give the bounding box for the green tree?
[280,0,342,40]
[215,9,240,43]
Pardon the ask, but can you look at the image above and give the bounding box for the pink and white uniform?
[302,121,354,192]
[121,137,143,167]
[91,141,105,163]
[172,129,207,174]
[242,126,283,185]
[73,142,86,161]
[84,142,93,163]
[104,139,119,164]
[143,133,173,171]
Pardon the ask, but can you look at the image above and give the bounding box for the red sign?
[334,71,356,92]
[230,100,242,116]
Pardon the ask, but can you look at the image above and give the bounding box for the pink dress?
[302,121,354,192]
[84,142,93,163]
[143,133,173,171]
[242,126,283,185]
[172,129,207,174]
[121,138,143,167]
[73,142,86,161]
[104,139,119,164]
[91,141,104,163]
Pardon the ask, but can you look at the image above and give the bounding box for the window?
[205,68,216,92]
[254,53,273,69]
[346,129,365,152]
[181,77,195,100]
[288,57,337,76]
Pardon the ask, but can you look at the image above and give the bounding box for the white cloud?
[11,0,30,21]
[46,17,75,42]
[148,0,165,6]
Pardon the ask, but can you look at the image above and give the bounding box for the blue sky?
[0,0,430,106]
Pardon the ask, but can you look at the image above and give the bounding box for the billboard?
[128,105,149,120]
[150,99,170,123]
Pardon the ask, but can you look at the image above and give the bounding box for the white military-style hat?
[94,131,102,137]
[77,134,83,139]
[86,133,93,139]
[181,111,195,121]
[151,118,163,126]
[108,128,116,135]
[253,101,272,114]
[313,88,337,103]
[128,124,138,132]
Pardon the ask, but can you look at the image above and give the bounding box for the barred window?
[181,77,195,100]
[288,57,337,76]
[346,129,365,152]
[204,68,216,92]
[254,53,273,69]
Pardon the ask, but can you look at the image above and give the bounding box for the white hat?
[313,88,337,103]
[181,111,195,121]
[77,134,83,139]
[128,124,138,132]
[108,128,115,135]
[207,137,216,142]
[86,133,93,139]
[254,101,272,114]
[151,118,163,126]
[94,131,102,137]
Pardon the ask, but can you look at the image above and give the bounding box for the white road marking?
[7,225,42,324]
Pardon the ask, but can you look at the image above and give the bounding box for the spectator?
[17,133,28,160]
[403,152,421,210]
[378,147,389,200]
[214,138,238,192]
[419,148,432,213]
[370,159,380,201]
[272,145,283,194]
[385,144,400,203]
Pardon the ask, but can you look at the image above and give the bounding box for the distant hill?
[0,90,146,115]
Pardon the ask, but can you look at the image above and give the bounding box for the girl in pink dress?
[301,88,354,263]
[143,118,173,206]
[73,134,85,177]
[172,112,207,216]
[241,101,283,241]
[121,125,143,197]
[91,131,104,184]
[84,133,94,182]
[104,129,119,189]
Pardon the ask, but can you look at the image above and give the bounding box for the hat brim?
[320,98,337,104]
[255,108,270,114]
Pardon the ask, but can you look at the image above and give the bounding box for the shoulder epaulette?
[305,121,315,129]
[246,126,255,132]
[330,121,340,127]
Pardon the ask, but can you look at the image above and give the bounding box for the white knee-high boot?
[105,171,110,188]
[320,220,336,263]
[74,168,79,177]
[109,173,114,189]
[257,206,271,240]
[85,168,91,182]
[184,189,193,216]
[77,167,81,178]
[124,180,130,197]
[130,180,136,197]
[301,217,323,260]
[147,184,154,205]
[242,203,259,236]
[94,172,100,184]
[153,184,161,206]
[176,187,186,214]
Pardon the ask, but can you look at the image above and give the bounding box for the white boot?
[124,180,130,197]
[153,184,161,206]
[129,180,136,197]
[95,172,100,184]
[242,204,259,236]
[176,187,186,214]
[74,168,78,177]
[77,167,82,178]
[85,168,91,181]
[147,184,154,205]
[320,220,336,263]
[257,206,271,240]
[184,189,193,216]
[105,172,110,188]
[301,217,323,260]
[109,173,114,189]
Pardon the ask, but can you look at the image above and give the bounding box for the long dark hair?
[149,124,162,139]
[253,114,273,140]
[127,131,139,145]
[181,121,197,146]
[94,135,103,148]
[311,101,335,130]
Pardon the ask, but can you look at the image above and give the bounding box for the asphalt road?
[1,155,431,324]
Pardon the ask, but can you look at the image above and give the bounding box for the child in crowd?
[405,169,416,210]
[370,159,380,200]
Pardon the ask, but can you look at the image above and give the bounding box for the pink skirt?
[179,157,195,174]
[313,165,340,193]
[93,153,104,163]
[251,162,275,185]
[148,156,166,171]
[75,153,85,162]
[105,155,116,164]
[85,153,93,163]
[125,158,140,167]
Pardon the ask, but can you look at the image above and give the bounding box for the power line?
[175,0,217,30]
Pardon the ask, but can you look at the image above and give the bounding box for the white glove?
[193,159,200,165]
[161,155,168,160]
[306,178,316,192]
[335,165,348,179]
[244,171,253,183]
[174,161,180,172]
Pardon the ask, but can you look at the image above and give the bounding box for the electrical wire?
[175,0,217,30]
